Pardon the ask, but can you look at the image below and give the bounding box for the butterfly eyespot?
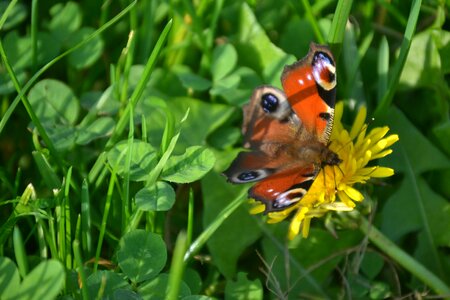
[261,93,279,113]
[237,171,262,181]
[312,51,336,91]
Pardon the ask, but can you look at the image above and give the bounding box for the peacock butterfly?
[224,43,342,213]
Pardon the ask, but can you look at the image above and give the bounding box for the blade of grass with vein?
[94,169,117,272]
[186,189,194,247]
[184,189,248,262]
[73,240,89,300]
[81,179,92,255]
[374,0,421,117]
[166,231,187,300]
[301,0,325,44]
[122,105,134,231]
[377,36,389,102]
[13,226,28,277]
[64,167,73,269]
[360,218,450,296]
[31,0,38,72]
[0,0,18,28]
[327,0,353,60]
[105,18,173,149]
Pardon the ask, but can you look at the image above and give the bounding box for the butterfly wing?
[281,43,337,144]
[224,43,339,213]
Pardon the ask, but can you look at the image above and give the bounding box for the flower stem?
[360,217,450,296]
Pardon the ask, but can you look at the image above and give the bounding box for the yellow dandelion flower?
[250,102,399,239]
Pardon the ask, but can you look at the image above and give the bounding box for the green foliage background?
[0,0,449,299]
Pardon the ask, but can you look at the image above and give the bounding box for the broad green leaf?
[161,146,216,183]
[0,257,20,300]
[202,172,261,278]
[48,2,81,43]
[237,3,288,74]
[46,126,77,151]
[225,272,263,300]
[8,260,65,300]
[86,271,131,299]
[142,97,234,153]
[182,268,202,295]
[138,273,191,300]
[432,120,450,156]
[117,230,167,284]
[212,44,238,81]
[28,79,80,125]
[360,252,385,280]
[135,181,176,211]
[107,140,157,182]
[76,117,115,145]
[174,66,212,91]
[381,108,450,278]
[399,30,441,88]
[67,27,104,69]
[279,18,315,57]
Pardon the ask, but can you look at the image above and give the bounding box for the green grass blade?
[377,36,389,102]
[166,232,187,300]
[301,0,325,44]
[360,218,450,296]
[374,0,421,117]
[31,0,38,72]
[184,189,247,262]
[13,226,28,277]
[81,179,92,255]
[0,0,18,29]
[64,167,73,269]
[327,0,354,59]
[94,170,116,272]
[186,189,194,247]
[73,240,89,300]
[0,0,137,138]
[106,18,173,149]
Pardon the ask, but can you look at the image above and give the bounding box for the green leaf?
[0,2,27,30]
[360,252,385,280]
[135,181,176,211]
[399,30,441,88]
[142,97,234,153]
[76,117,115,145]
[161,146,216,183]
[86,271,131,299]
[138,273,191,300]
[381,108,450,278]
[174,66,212,91]
[212,44,238,81]
[107,140,157,182]
[48,2,81,43]
[117,230,167,284]
[261,227,361,297]
[0,257,20,300]
[225,272,263,300]
[6,260,65,300]
[182,268,202,295]
[237,3,288,74]
[67,27,104,69]
[28,79,80,125]
[202,172,261,278]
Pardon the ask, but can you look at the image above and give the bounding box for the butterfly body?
[224,43,341,213]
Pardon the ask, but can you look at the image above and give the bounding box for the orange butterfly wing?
[224,43,339,213]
